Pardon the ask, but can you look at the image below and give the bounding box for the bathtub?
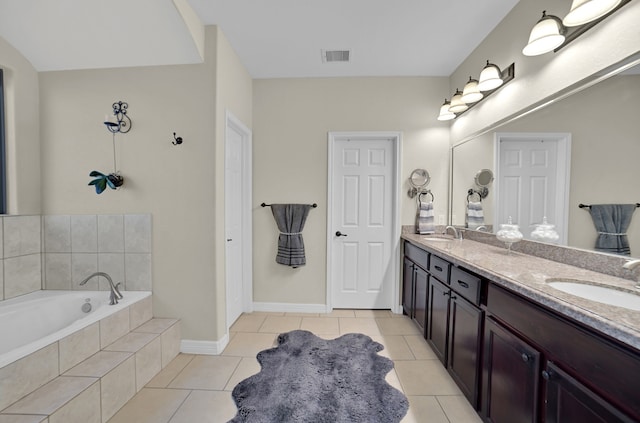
[0,289,151,369]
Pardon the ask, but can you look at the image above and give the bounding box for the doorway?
[225,111,253,329]
[327,132,401,311]
[494,132,571,244]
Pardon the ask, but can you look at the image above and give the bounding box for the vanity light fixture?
[448,89,469,113]
[523,1,629,56]
[437,62,515,121]
[437,99,456,121]
[522,11,567,56]
[461,77,484,103]
[563,0,622,26]
[478,61,504,91]
[104,101,132,134]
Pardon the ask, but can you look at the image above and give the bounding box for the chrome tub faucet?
[79,272,123,305]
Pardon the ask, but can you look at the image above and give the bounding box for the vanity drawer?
[405,242,430,270]
[429,255,450,283]
[450,266,482,305]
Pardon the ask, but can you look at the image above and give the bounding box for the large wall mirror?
[450,52,640,258]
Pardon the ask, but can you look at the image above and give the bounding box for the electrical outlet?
[438,215,445,225]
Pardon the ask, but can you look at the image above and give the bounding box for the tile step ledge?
[0,318,180,423]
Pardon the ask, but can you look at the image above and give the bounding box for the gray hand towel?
[270,204,312,267]
[588,204,636,256]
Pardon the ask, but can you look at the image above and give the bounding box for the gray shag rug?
[229,330,409,423]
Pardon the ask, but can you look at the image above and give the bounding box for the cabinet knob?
[541,370,552,380]
[521,353,530,362]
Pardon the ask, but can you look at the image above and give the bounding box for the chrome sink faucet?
[79,272,124,305]
[444,225,461,240]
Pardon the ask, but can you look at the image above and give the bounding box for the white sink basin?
[422,236,454,242]
[546,279,640,311]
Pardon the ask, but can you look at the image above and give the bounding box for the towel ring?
[417,190,434,203]
[467,189,482,203]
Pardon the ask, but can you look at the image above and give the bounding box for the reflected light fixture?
[461,77,484,103]
[522,11,567,56]
[478,61,504,91]
[448,89,468,113]
[563,0,622,26]
[437,99,456,121]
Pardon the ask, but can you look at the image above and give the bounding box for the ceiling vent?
[322,49,351,63]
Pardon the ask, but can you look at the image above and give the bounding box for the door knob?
[335,231,348,237]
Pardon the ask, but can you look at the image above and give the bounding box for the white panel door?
[331,138,394,309]
[225,119,245,327]
[497,137,560,239]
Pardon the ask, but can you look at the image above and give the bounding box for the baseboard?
[180,333,229,356]
[252,302,330,314]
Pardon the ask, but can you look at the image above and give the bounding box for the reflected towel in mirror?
[588,204,636,256]
[466,201,485,230]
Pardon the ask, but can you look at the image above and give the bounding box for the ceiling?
[0,0,520,78]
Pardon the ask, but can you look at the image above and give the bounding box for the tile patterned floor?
[107,311,482,423]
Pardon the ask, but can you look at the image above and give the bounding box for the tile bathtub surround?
[2,215,42,300]
[43,213,152,291]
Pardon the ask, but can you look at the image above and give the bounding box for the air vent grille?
[322,50,350,63]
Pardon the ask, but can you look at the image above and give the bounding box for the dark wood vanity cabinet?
[402,242,430,333]
[483,283,640,423]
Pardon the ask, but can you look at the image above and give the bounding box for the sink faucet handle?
[113,282,124,299]
[623,259,640,270]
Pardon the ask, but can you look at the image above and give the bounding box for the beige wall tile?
[99,308,130,348]
[133,318,178,334]
[101,355,136,423]
[135,337,162,391]
[64,351,131,378]
[129,295,153,330]
[48,380,100,423]
[58,322,100,373]
[4,254,42,299]
[0,343,59,411]
[104,332,158,353]
[3,376,97,415]
[160,321,180,368]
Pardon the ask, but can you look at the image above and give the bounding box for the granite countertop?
[401,233,640,351]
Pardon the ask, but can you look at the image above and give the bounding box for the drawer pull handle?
[457,280,469,288]
[521,353,530,362]
[435,265,443,272]
[541,370,552,380]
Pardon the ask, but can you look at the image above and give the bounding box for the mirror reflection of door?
[494,133,571,244]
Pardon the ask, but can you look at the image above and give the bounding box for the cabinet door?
[544,362,635,423]
[427,277,449,365]
[448,294,483,409]
[483,317,541,423]
[402,258,414,317]
[413,266,428,335]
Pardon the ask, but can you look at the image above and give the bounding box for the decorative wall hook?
[104,101,132,134]
[172,132,183,145]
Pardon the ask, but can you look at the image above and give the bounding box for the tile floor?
[107,310,482,423]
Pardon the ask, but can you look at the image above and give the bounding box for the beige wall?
[39,26,253,342]
[252,77,449,305]
[0,36,41,214]
[449,0,640,143]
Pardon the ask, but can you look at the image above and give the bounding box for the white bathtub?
[0,290,151,369]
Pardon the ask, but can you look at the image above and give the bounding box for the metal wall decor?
[89,101,131,194]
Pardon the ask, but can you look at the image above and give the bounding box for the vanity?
[401,233,640,423]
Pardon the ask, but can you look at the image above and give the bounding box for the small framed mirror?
[474,169,494,187]
[409,169,430,189]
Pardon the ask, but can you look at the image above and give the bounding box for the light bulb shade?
[437,99,456,121]
[461,77,484,103]
[563,0,622,26]
[478,61,503,91]
[448,89,468,113]
[522,11,566,56]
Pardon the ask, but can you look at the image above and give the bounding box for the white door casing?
[327,132,401,311]
[225,111,253,329]
[494,132,571,244]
